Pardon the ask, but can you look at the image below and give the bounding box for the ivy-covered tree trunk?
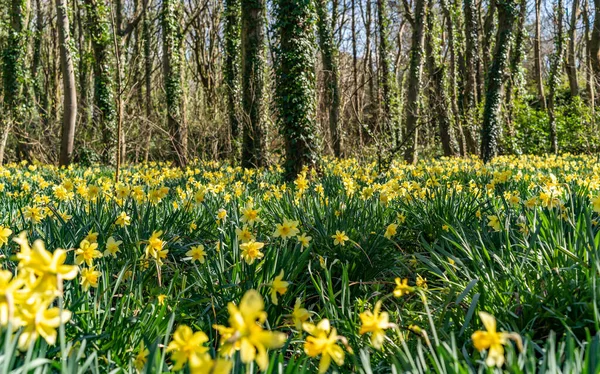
[143,7,153,162]
[275,0,318,178]
[534,0,546,109]
[481,0,518,163]
[241,0,267,167]
[162,0,187,167]
[463,0,480,154]
[425,6,457,156]
[57,0,78,166]
[316,0,341,157]
[224,0,242,156]
[548,0,564,155]
[377,0,399,145]
[1,0,30,164]
[403,0,428,164]
[567,0,579,97]
[85,0,116,164]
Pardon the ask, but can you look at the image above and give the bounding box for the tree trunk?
[57,0,78,166]
[481,0,518,163]
[1,0,31,164]
[504,0,525,153]
[317,0,342,157]
[590,0,600,83]
[534,0,547,109]
[442,0,465,156]
[403,0,428,164]
[567,0,579,97]
[143,7,153,162]
[377,0,399,145]
[162,0,187,167]
[584,0,595,109]
[463,0,480,154]
[275,0,318,178]
[85,0,116,164]
[548,0,564,154]
[225,0,242,156]
[426,3,457,156]
[241,0,267,167]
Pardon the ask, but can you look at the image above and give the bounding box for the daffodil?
[297,233,312,250]
[384,223,397,239]
[487,215,501,232]
[331,230,349,246]
[104,236,122,257]
[75,239,103,267]
[186,245,207,264]
[134,341,149,371]
[166,325,210,370]
[80,266,101,290]
[471,312,522,367]
[213,290,286,371]
[268,270,289,305]
[291,298,309,330]
[240,240,265,265]
[0,226,12,247]
[15,300,72,350]
[359,300,391,349]
[393,278,414,297]
[303,319,345,373]
[273,219,300,239]
[115,211,131,227]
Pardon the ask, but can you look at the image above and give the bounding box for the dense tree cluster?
[1,0,599,175]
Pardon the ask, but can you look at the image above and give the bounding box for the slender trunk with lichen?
[316,0,341,157]
[481,0,518,163]
[567,0,579,97]
[241,0,267,167]
[57,0,78,166]
[225,0,241,156]
[403,0,428,164]
[463,0,480,154]
[548,0,564,155]
[426,6,457,156]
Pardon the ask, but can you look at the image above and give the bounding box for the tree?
[548,0,565,154]
[376,0,399,145]
[316,0,342,156]
[224,0,242,155]
[567,0,579,97]
[463,0,480,154]
[241,0,267,167]
[425,4,457,156]
[403,0,428,164]
[57,0,78,166]
[85,0,116,163]
[162,0,187,166]
[274,0,318,178]
[534,0,547,109]
[1,0,30,164]
[481,0,518,163]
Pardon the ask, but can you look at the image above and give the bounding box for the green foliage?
[511,95,599,154]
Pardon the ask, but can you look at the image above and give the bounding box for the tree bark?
[548,0,564,154]
[225,0,242,156]
[481,0,518,163]
[57,0,78,166]
[162,0,187,166]
[567,0,579,97]
[317,0,342,157]
[241,0,267,167]
[403,0,428,164]
[275,0,318,178]
[534,0,547,109]
[463,0,480,154]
